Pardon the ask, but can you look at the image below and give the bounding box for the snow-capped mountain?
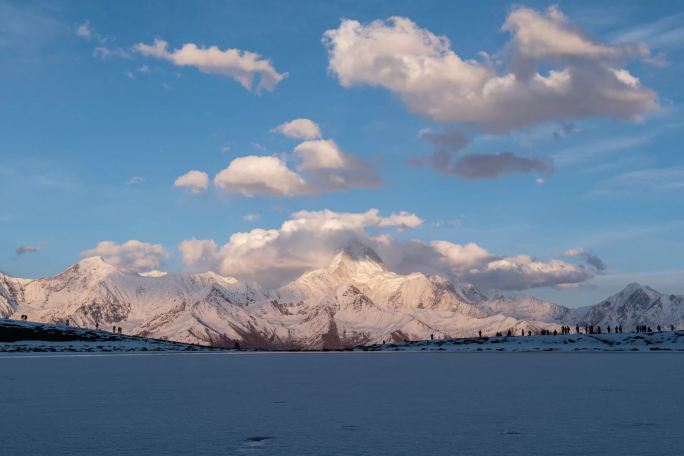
[1,245,682,348]
[572,283,684,329]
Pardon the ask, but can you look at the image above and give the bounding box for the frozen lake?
[1,352,682,455]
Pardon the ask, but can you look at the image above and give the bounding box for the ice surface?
[1,352,682,455]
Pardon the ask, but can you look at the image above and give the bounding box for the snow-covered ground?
[0,351,682,455]
[357,331,684,352]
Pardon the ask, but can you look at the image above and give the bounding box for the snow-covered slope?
[3,246,682,349]
[480,295,571,322]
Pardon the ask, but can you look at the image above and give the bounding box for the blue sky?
[1,0,683,306]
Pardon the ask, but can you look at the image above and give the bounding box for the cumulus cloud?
[293,139,381,192]
[134,38,286,92]
[173,170,210,194]
[178,208,422,286]
[186,136,380,198]
[82,240,170,272]
[565,247,606,272]
[323,6,658,133]
[178,238,218,272]
[294,139,346,171]
[178,208,590,290]
[213,156,307,197]
[274,118,322,139]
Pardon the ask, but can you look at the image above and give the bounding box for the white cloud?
[178,238,218,272]
[430,241,492,272]
[177,208,590,290]
[76,22,92,40]
[213,155,307,197]
[243,213,260,222]
[503,5,645,61]
[462,254,592,290]
[178,208,422,286]
[134,38,287,92]
[274,118,322,139]
[127,176,145,185]
[323,6,658,132]
[93,46,131,59]
[294,139,346,171]
[174,170,209,194]
[82,240,170,272]
[191,138,380,198]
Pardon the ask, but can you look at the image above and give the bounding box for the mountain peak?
[342,240,384,264]
[623,282,644,292]
[70,256,121,278]
[618,282,660,298]
[327,241,387,276]
[77,256,117,270]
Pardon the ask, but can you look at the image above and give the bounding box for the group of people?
[579,325,622,334]
[636,324,675,333]
[483,322,678,339]
[16,314,124,335]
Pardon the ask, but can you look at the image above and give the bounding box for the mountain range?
[1,242,682,349]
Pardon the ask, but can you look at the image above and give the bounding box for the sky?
[1,0,683,307]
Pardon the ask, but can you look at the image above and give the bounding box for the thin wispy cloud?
[610,13,684,49]
[592,167,684,196]
[553,133,657,167]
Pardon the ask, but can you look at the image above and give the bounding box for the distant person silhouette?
[117,326,122,334]
[478,330,482,338]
